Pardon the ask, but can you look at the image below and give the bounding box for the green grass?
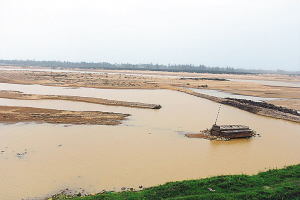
[49,164,300,200]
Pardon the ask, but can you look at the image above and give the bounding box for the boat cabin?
[211,124,253,138]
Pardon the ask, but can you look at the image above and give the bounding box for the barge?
[211,124,254,139]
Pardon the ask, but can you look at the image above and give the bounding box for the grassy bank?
[49,164,300,200]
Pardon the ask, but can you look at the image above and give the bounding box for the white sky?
[0,0,299,71]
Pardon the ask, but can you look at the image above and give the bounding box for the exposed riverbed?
[0,83,300,200]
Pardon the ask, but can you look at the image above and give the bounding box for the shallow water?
[187,88,287,102]
[229,78,300,88]
[0,83,300,200]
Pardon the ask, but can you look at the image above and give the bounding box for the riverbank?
[47,164,300,200]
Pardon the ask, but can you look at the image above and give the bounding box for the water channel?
[187,88,287,102]
[0,83,299,200]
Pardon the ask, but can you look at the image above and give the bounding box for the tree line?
[1,59,298,75]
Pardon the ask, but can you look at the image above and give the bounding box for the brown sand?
[0,106,129,125]
[265,99,300,111]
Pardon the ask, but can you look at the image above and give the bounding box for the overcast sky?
[0,0,299,71]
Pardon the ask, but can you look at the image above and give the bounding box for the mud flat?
[0,106,129,125]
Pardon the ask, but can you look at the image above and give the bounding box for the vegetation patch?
[47,164,300,200]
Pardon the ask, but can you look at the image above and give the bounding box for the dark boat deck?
[211,124,254,138]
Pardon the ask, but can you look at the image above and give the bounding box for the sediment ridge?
[0,90,162,109]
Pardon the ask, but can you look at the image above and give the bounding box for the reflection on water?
[0,83,300,200]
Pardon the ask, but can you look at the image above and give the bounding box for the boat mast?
[214,105,221,125]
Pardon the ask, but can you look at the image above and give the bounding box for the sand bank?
[0,106,129,125]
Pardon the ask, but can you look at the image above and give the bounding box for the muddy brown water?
[0,83,300,200]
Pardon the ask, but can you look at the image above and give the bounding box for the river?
[0,83,299,199]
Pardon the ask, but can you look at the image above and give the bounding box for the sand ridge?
[0,90,161,109]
